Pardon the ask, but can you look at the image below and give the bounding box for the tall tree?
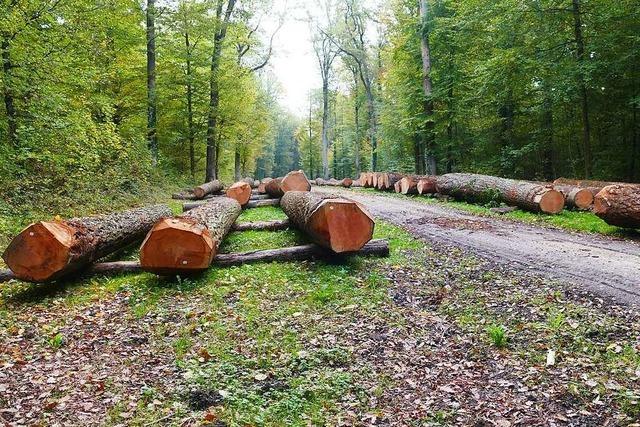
[147,0,158,165]
[418,0,435,174]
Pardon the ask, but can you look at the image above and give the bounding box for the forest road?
[314,187,640,306]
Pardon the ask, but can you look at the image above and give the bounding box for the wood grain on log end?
[2,221,74,282]
[537,189,565,214]
[226,181,252,206]
[281,170,311,192]
[570,188,594,210]
[309,199,375,253]
[140,217,214,273]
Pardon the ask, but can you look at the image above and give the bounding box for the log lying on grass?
[140,198,241,274]
[193,180,223,199]
[316,178,353,188]
[417,177,438,195]
[257,178,273,194]
[593,184,640,228]
[183,198,280,212]
[226,181,252,206]
[232,219,290,231]
[265,178,284,198]
[281,170,311,192]
[0,239,389,283]
[280,191,374,252]
[2,205,172,282]
[436,173,565,214]
[553,184,594,210]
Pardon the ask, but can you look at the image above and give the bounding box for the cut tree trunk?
[232,219,290,231]
[281,170,311,192]
[265,177,284,198]
[182,198,280,212]
[593,184,640,228]
[241,177,257,188]
[2,205,172,282]
[257,177,273,193]
[352,179,362,187]
[140,197,241,274]
[437,173,565,214]
[553,184,594,210]
[553,178,638,190]
[377,173,404,191]
[394,181,402,193]
[417,177,438,195]
[226,181,252,206]
[0,239,390,283]
[280,191,375,253]
[398,175,430,195]
[193,180,223,199]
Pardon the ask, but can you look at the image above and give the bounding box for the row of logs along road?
[2,170,639,284]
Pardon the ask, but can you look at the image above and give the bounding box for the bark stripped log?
[2,205,172,282]
[593,185,640,228]
[193,180,223,199]
[280,191,375,253]
[226,181,252,206]
[265,177,284,198]
[281,170,311,192]
[140,198,241,274]
[436,173,565,214]
[377,173,404,191]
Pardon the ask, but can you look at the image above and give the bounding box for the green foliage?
[486,324,508,348]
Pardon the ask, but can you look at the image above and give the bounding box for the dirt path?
[316,188,640,306]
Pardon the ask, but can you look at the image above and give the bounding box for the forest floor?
[319,187,640,306]
[1,195,640,426]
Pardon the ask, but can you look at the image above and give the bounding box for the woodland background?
[1,0,638,214]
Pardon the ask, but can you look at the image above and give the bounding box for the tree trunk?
[553,178,635,190]
[234,146,241,181]
[354,71,361,175]
[321,79,330,179]
[232,219,290,231]
[140,198,241,274]
[265,177,284,198]
[146,0,158,166]
[280,191,374,253]
[258,177,273,194]
[193,180,223,199]
[377,173,404,191]
[185,31,196,179]
[571,0,591,178]
[419,0,436,175]
[226,181,252,206]
[593,185,640,228]
[553,184,593,210]
[3,205,172,282]
[205,0,236,182]
[436,173,565,214]
[1,36,17,148]
[281,170,311,193]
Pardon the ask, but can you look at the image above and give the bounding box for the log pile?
[140,197,242,274]
[2,205,172,282]
[280,191,374,253]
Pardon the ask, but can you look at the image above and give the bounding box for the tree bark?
[593,185,640,228]
[436,173,565,214]
[146,0,158,166]
[3,205,172,282]
[141,197,241,274]
[1,36,17,148]
[226,181,252,206]
[418,0,436,175]
[193,180,223,199]
[571,0,591,178]
[280,191,374,252]
[232,219,290,231]
[258,177,273,193]
[185,31,196,179]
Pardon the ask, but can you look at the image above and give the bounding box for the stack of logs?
[2,170,386,284]
[341,171,640,228]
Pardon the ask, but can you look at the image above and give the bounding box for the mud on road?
[315,187,640,306]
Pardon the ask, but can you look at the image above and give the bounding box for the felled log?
[240,177,258,188]
[436,173,565,214]
[553,184,594,210]
[2,205,172,282]
[377,173,404,191]
[232,219,290,231]
[182,198,280,212]
[257,177,273,194]
[265,177,284,198]
[281,170,311,192]
[553,178,637,189]
[394,181,402,193]
[250,194,270,201]
[193,180,224,199]
[172,191,198,200]
[226,181,252,206]
[141,198,241,274]
[315,178,327,186]
[280,191,374,252]
[593,185,640,228]
[351,179,362,188]
[417,177,438,195]
[309,179,317,185]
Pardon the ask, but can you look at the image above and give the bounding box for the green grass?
[353,187,633,236]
